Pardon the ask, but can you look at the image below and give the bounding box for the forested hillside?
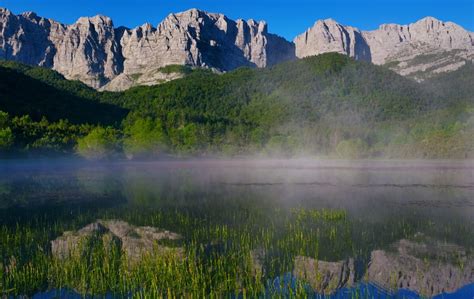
[0,54,472,158]
[421,62,474,105]
[0,61,127,124]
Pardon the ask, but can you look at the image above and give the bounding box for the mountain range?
[1,7,473,90]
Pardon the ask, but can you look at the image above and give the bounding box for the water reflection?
[0,159,473,296]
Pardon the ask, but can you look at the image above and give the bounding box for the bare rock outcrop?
[0,7,294,90]
[50,15,124,88]
[293,237,473,297]
[294,19,371,61]
[118,9,294,77]
[100,69,187,91]
[367,238,473,297]
[51,220,183,262]
[0,9,57,67]
[0,9,123,88]
[293,256,355,294]
[2,6,473,87]
[363,17,474,64]
[294,16,474,80]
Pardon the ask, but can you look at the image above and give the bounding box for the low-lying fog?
[1,158,473,225]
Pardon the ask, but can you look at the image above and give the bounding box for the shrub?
[123,118,168,159]
[336,138,368,159]
[0,127,14,151]
[76,127,120,160]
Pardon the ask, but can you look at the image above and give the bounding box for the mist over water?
[1,158,473,296]
[1,158,473,233]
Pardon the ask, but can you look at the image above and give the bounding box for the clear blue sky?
[1,0,473,40]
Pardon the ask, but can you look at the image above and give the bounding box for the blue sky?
[1,0,473,40]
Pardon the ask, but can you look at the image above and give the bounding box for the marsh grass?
[0,204,472,297]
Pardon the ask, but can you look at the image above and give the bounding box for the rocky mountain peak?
[0,7,12,16]
[1,8,472,89]
[75,15,114,28]
[20,11,39,20]
[0,8,294,90]
[415,16,445,29]
[295,16,474,80]
[319,18,338,25]
[294,18,370,61]
[134,22,155,36]
[174,8,207,19]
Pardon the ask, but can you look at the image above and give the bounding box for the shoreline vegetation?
[0,53,473,160]
[1,205,472,297]
[0,159,472,297]
[0,108,472,160]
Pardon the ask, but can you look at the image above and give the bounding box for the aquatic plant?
[1,203,471,297]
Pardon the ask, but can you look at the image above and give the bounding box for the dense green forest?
[0,54,472,159]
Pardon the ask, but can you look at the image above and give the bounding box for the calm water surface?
[1,159,473,225]
[1,159,473,296]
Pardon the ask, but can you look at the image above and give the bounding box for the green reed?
[0,204,472,297]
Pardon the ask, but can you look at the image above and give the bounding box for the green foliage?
[336,138,368,159]
[107,53,433,156]
[0,110,92,155]
[0,128,13,151]
[169,123,207,153]
[76,127,120,160]
[123,118,168,158]
[0,61,127,124]
[422,62,474,106]
[0,111,11,151]
[129,73,142,81]
[0,111,9,128]
[0,53,472,159]
[158,64,193,75]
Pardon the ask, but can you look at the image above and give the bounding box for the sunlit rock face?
[293,237,474,297]
[51,220,183,262]
[0,8,294,90]
[50,15,124,88]
[0,9,123,88]
[294,16,474,81]
[363,17,473,63]
[2,6,473,88]
[0,9,57,67]
[120,9,295,72]
[294,19,371,61]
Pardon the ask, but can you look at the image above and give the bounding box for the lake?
[0,159,473,297]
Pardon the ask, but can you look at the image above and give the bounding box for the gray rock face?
[0,9,57,67]
[100,70,186,92]
[294,16,474,80]
[294,19,371,61]
[0,9,123,88]
[367,238,473,297]
[293,256,355,294]
[2,7,473,88]
[363,17,474,64]
[0,7,294,89]
[293,238,473,297]
[112,9,294,90]
[51,220,183,262]
[250,248,265,277]
[120,9,293,72]
[51,16,124,88]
